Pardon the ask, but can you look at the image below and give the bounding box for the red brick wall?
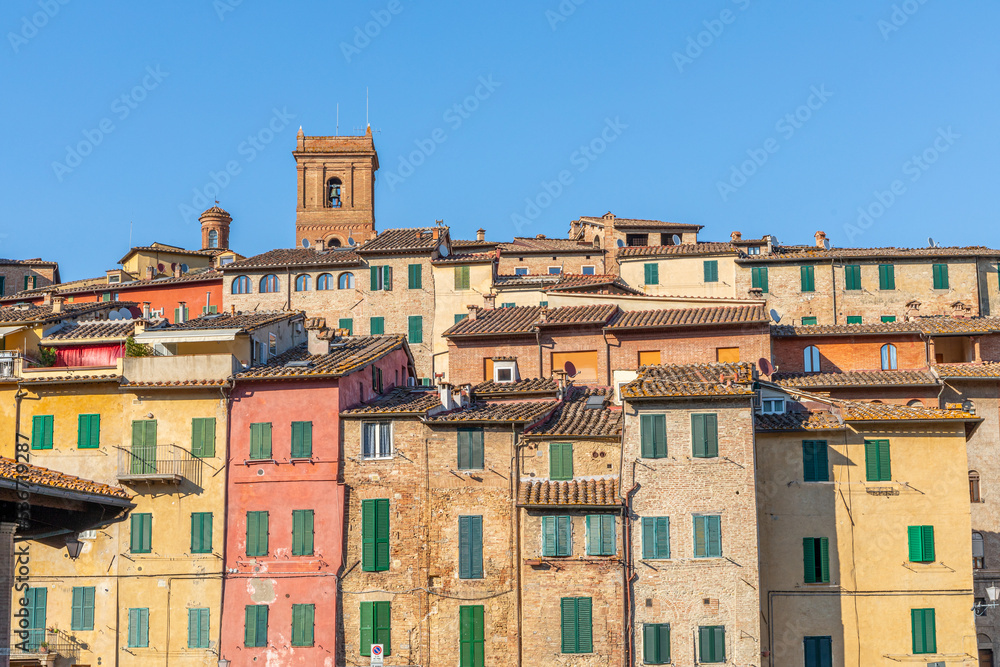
[497,252,605,277]
[610,325,770,369]
[772,335,926,373]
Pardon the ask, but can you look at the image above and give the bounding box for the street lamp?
[218,659,230,667]
[988,583,1000,604]
[65,537,83,559]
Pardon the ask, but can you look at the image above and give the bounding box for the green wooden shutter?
[457,429,470,469]
[692,414,718,458]
[803,441,816,481]
[250,423,272,459]
[641,415,666,458]
[370,266,379,290]
[291,604,314,646]
[246,511,268,557]
[933,263,948,289]
[878,440,891,481]
[454,313,467,324]
[360,602,374,655]
[707,515,722,557]
[845,264,861,290]
[32,415,53,449]
[846,315,862,324]
[382,265,392,290]
[550,443,573,480]
[362,500,376,570]
[586,515,596,555]
[374,601,391,655]
[71,586,95,631]
[375,499,390,571]
[864,440,878,481]
[577,598,592,653]
[703,260,718,283]
[600,515,615,555]
[911,608,936,654]
[77,414,100,448]
[292,510,314,556]
[656,517,669,558]
[752,266,769,292]
[643,624,658,664]
[561,598,577,653]
[803,537,817,583]
[642,517,654,559]
[644,263,659,285]
[131,513,151,553]
[459,516,483,579]
[471,429,484,469]
[459,605,485,667]
[922,525,934,562]
[803,441,829,482]
[907,525,922,562]
[640,415,654,458]
[191,418,216,458]
[191,512,212,553]
[879,263,895,290]
[694,516,707,557]
[408,264,422,289]
[245,605,267,647]
[339,318,354,334]
[188,608,210,648]
[291,421,313,458]
[370,317,385,335]
[455,266,470,290]
[542,516,556,557]
[819,537,830,583]
[129,608,150,648]
[801,265,815,291]
[408,315,423,343]
[557,516,572,557]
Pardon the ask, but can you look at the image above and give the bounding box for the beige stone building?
[0,258,59,298]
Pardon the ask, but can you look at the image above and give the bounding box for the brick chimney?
[304,317,330,355]
[539,307,548,324]
[42,291,52,306]
[51,296,63,314]
[731,231,742,242]
[432,227,441,241]
[134,320,146,335]
[145,266,155,280]
[483,293,496,310]
[477,228,486,242]
[814,231,828,248]
[466,305,479,321]
[314,239,325,253]
[173,264,182,278]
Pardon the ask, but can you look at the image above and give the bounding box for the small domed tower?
[200,205,232,250]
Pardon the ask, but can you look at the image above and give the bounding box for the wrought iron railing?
[116,443,201,484]
[0,351,19,378]
[10,628,82,659]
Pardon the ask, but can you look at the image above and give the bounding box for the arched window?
[327,178,342,208]
[232,276,251,294]
[971,471,982,503]
[208,229,219,248]
[260,275,280,293]
[592,236,601,248]
[803,345,820,373]
[317,273,333,291]
[327,237,342,248]
[973,532,985,569]
[295,274,310,292]
[907,399,924,408]
[338,272,355,289]
[881,343,897,370]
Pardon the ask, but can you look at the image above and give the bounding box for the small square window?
[761,399,785,414]
[362,422,393,459]
[581,266,595,275]
[515,267,528,275]
[548,266,562,275]
[494,360,517,383]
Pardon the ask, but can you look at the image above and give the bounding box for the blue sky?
[1,1,998,280]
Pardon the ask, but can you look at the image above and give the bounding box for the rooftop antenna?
[366,87,369,128]
[128,217,133,251]
[336,103,339,136]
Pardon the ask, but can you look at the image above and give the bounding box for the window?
[847,315,862,324]
[643,623,671,664]
[31,414,53,449]
[326,177,343,207]
[131,513,152,553]
[626,233,648,246]
[586,515,615,556]
[691,413,719,458]
[693,515,722,558]
[24,587,45,650]
[246,511,269,557]
[260,274,280,293]
[129,419,157,474]
[408,315,423,344]
[761,398,785,414]
[292,510,314,556]
[454,266,471,290]
[339,318,353,335]
[458,428,485,470]
[128,608,149,648]
[459,606,485,667]
[454,313,468,324]
[801,265,815,292]
[494,360,516,383]
[360,601,391,656]
[746,246,760,255]
[881,315,896,323]
[581,265,595,275]
[644,263,659,285]
[232,276,252,294]
[514,267,528,276]
[642,517,670,559]
[291,604,315,647]
[338,272,355,289]
[0,276,4,294]
[878,263,895,290]
[803,537,830,583]
[408,264,422,289]
[698,625,725,663]
[844,264,861,290]
[550,442,574,480]
[560,598,593,654]
[932,263,949,289]
[295,274,310,291]
[864,439,891,481]
[291,421,313,458]
[188,608,210,648]
[640,414,667,458]
[911,608,936,654]
[804,345,821,373]
[716,347,739,363]
[362,499,390,572]
[174,304,190,324]
[370,266,392,291]
[802,440,829,482]
[704,260,719,283]
[249,423,272,459]
[191,417,216,458]
[77,414,100,449]
[458,516,483,579]
[316,273,333,290]
[803,636,832,667]
[974,532,985,569]
[71,586,95,631]
[801,316,817,325]
[751,266,768,292]
[971,471,982,503]
[542,516,572,557]
[638,350,661,366]
[203,304,218,315]
[501,302,516,309]
[362,422,392,459]
[548,266,562,275]
[539,301,548,307]
[881,343,897,370]
[190,512,213,554]
[908,525,935,563]
[208,229,219,248]
[24,275,37,290]
[244,605,268,647]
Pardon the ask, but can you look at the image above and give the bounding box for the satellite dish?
[769,308,781,324]
[771,236,780,246]
[822,239,830,250]
[758,358,773,376]
[439,244,450,258]
[616,239,624,248]
[302,239,310,248]
[671,234,682,245]
[180,263,189,273]
[348,237,356,247]
[108,311,120,321]
[564,361,578,377]
[928,237,934,247]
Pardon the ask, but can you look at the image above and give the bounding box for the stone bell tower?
[293,126,379,249]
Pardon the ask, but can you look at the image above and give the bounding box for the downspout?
[830,259,837,325]
[617,405,634,667]
[513,423,523,667]
[285,266,292,310]
[975,255,985,316]
[536,329,543,379]
[217,379,234,662]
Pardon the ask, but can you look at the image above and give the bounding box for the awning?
[0,326,26,338]
[134,328,242,344]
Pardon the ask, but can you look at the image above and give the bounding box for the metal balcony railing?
[0,351,20,379]
[116,443,201,485]
[10,628,82,659]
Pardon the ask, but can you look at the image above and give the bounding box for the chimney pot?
[51,296,63,314]
[466,305,479,321]
[42,291,52,306]
[314,239,325,252]
[145,266,155,280]
[483,293,496,310]
[814,231,827,248]
[173,264,182,278]
[731,231,742,242]
[476,228,486,242]
[432,227,441,241]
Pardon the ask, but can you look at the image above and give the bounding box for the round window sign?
[372,645,383,655]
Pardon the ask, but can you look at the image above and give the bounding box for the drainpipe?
[830,259,837,325]
[617,406,634,667]
[217,378,234,662]
[512,424,524,667]
[285,267,292,310]
[536,329,543,379]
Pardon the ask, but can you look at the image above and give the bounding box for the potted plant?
[38,641,49,653]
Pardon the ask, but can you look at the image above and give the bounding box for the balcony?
[116,443,201,485]
[10,628,84,664]
[0,351,19,379]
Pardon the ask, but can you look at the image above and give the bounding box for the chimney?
[305,317,329,355]
[145,266,155,280]
[314,239,325,252]
[476,228,486,242]
[42,291,52,306]
[173,264,182,278]
[814,231,827,248]
[461,383,474,407]
[539,307,548,323]
[731,231,742,242]
[483,293,496,310]
[134,320,146,335]
[438,382,455,410]
[467,305,479,321]
[51,296,63,314]
[569,220,580,238]
[432,227,441,241]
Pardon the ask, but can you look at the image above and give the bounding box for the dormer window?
[746,246,760,255]
[494,360,518,384]
[761,398,785,414]
[327,178,343,208]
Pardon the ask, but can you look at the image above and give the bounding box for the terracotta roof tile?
[502,237,594,253]
[121,379,227,388]
[0,457,130,499]
[934,362,1000,379]
[526,388,621,438]
[0,301,136,325]
[424,400,557,424]
[577,215,702,230]
[0,257,58,267]
[517,477,620,506]
[741,245,1000,262]
[223,248,361,271]
[540,304,618,326]
[617,242,738,258]
[772,316,1000,337]
[19,373,121,385]
[443,306,543,337]
[169,311,301,333]
[622,362,755,399]
[453,239,500,250]
[473,378,559,397]
[342,387,442,415]
[609,305,767,330]
[237,336,406,380]
[431,251,495,265]
[358,227,443,254]
[42,320,138,342]
[841,401,976,421]
[755,411,844,431]
[773,370,939,388]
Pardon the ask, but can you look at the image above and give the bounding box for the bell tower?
[293,126,379,248]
